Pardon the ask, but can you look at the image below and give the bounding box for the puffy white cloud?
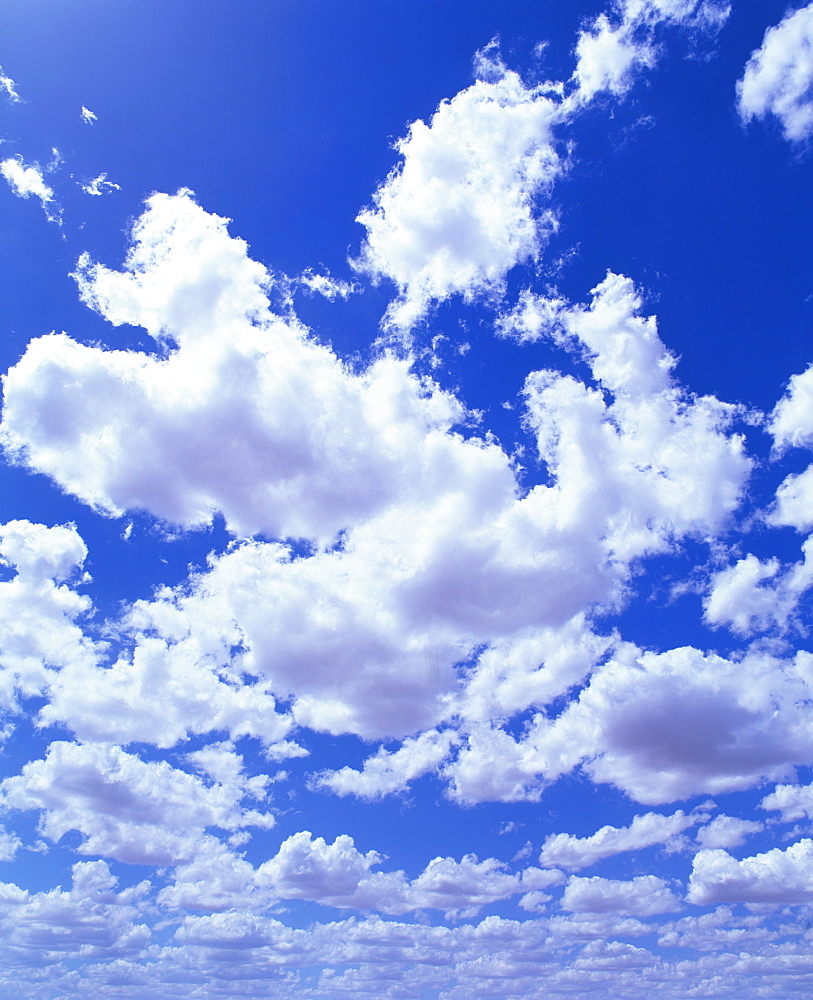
[314,728,460,799]
[688,839,813,905]
[704,539,813,636]
[560,645,813,803]
[448,644,813,806]
[772,466,813,532]
[455,616,612,726]
[80,105,97,124]
[2,190,479,545]
[769,366,813,530]
[0,861,150,967]
[771,365,813,452]
[0,156,59,221]
[258,830,400,909]
[737,3,813,142]
[38,620,297,751]
[657,906,774,951]
[561,874,681,915]
[539,809,701,870]
[1,740,274,865]
[2,195,754,751]
[761,780,813,822]
[355,64,563,331]
[572,0,730,103]
[695,814,763,850]
[241,831,564,919]
[0,520,100,712]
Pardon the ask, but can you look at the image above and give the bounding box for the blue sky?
[1,1,813,997]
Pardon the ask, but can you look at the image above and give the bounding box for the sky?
[1,0,813,997]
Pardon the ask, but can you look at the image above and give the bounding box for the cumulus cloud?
[572,0,730,103]
[761,780,813,822]
[3,208,751,747]
[561,874,681,915]
[355,64,563,331]
[2,190,479,544]
[80,105,97,124]
[694,814,763,850]
[539,809,701,870]
[314,728,461,799]
[0,861,150,966]
[448,644,813,805]
[737,3,813,142]
[688,839,813,905]
[770,365,813,452]
[704,539,813,636]
[0,520,100,712]
[256,831,562,918]
[1,741,275,865]
[768,366,813,531]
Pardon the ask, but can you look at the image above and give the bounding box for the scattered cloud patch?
[688,839,813,905]
[355,63,564,331]
[0,67,20,103]
[80,172,120,196]
[0,156,60,221]
[737,2,813,142]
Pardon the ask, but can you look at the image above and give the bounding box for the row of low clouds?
[0,846,810,994]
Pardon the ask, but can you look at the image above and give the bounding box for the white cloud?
[772,466,813,531]
[770,365,813,452]
[704,539,813,636]
[314,728,460,799]
[695,814,763,849]
[80,172,120,196]
[256,831,562,918]
[572,0,730,103]
[768,366,813,531]
[1,741,275,865]
[688,839,813,905]
[561,874,681,915]
[355,65,563,331]
[0,520,100,712]
[761,780,813,822]
[0,68,20,103]
[80,105,97,124]
[657,906,775,951]
[2,190,482,546]
[448,644,813,806]
[0,861,150,966]
[539,809,701,870]
[299,267,356,300]
[0,156,59,220]
[737,2,813,142]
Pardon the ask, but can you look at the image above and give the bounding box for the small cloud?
[299,267,356,301]
[0,67,20,103]
[80,172,121,197]
[80,106,97,124]
[0,156,61,223]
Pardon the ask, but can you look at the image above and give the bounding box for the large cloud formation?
[5,3,813,998]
